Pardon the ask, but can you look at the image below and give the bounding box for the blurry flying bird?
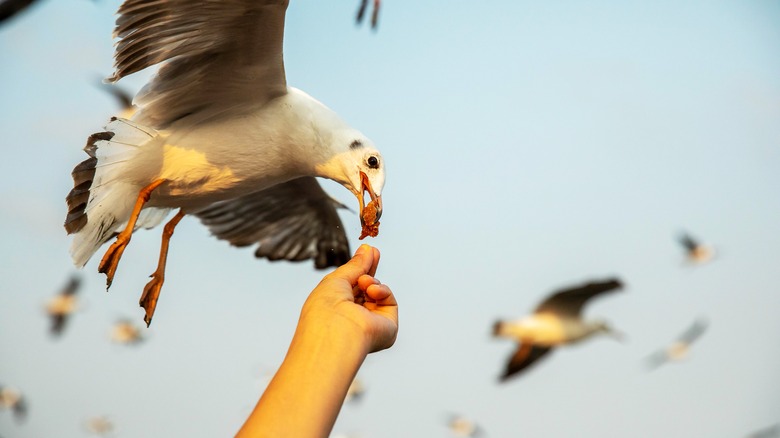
[0,0,37,25]
[645,318,708,370]
[746,424,780,438]
[65,0,385,327]
[109,318,144,345]
[94,79,136,119]
[355,0,380,29]
[84,415,115,437]
[0,386,26,422]
[446,413,484,437]
[493,278,625,381]
[344,377,365,404]
[45,275,81,336]
[678,231,716,265]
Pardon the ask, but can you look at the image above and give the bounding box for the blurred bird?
[493,278,625,380]
[45,275,81,336]
[344,376,365,403]
[95,79,136,119]
[446,413,484,437]
[645,318,708,370]
[0,386,26,422]
[678,231,716,265]
[355,0,380,29]
[64,0,385,326]
[0,0,37,25]
[747,424,780,438]
[109,318,144,345]
[84,415,115,437]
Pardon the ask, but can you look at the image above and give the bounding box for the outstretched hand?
[301,244,398,354]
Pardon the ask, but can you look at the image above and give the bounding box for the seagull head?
[318,132,385,231]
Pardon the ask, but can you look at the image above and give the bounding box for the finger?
[365,283,396,306]
[326,244,375,287]
[367,246,380,277]
[357,274,379,292]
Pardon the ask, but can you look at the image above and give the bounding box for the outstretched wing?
[194,177,351,270]
[535,279,623,317]
[678,318,708,345]
[499,343,552,381]
[111,0,289,127]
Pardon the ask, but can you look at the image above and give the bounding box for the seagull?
[45,275,81,336]
[64,0,385,327]
[110,318,144,345]
[0,0,37,25]
[746,424,780,438]
[355,0,381,29]
[344,376,365,404]
[446,413,484,437]
[678,231,716,265]
[645,318,708,370]
[84,415,115,437]
[493,278,624,381]
[95,79,136,119]
[0,386,26,422]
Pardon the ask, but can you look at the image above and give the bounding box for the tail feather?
[65,118,168,267]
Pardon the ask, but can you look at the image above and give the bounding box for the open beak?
[358,171,382,238]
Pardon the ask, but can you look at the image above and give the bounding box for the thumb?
[325,245,375,287]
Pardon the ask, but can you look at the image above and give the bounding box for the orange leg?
[139,209,185,327]
[98,179,166,289]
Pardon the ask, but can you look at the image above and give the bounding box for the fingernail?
[355,244,370,256]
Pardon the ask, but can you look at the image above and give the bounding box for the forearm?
[236,313,369,438]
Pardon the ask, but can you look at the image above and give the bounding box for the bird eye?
[367,156,379,168]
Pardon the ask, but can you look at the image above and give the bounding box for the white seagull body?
[65,0,385,326]
[645,318,708,370]
[493,279,624,380]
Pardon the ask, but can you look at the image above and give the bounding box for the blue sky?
[1,0,779,437]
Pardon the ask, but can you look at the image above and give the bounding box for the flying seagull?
[645,318,708,370]
[110,318,144,345]
[678,231,716,265]
[356,0,381,29]
[344,376,366,404]
[446,413,484,437]
[95,79,136,119]
[84,415,115,437]
[45,275,81,336]
[65,0,385,326]
[493,278,624,381]
[0,386,26,423]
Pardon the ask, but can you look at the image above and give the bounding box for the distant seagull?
[94,80,136,119]
[356,0,381,29]
[0,386,26,422]
[84,415,114,437]
[645,318,708,370]
[45,275,81,336]
[64,0,385,327]
[678,231,716,265]
[110,318,144,345]
[493,279,624,380]
[0,0,36,25]
[746,424,780,438]
[344,376,365,404]
[446,413,484,437]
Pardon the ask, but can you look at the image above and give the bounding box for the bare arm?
[236,244,398,438]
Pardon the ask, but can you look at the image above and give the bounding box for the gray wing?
[194,177,351,270]
[535,278,623,317]
[678,317,708,345]
[111,0,289,127]
[499,343,552,381]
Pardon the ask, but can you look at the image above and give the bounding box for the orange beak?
[358,171,382,238]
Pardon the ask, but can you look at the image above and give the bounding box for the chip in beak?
[358,171,382,239]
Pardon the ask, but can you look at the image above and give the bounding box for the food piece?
[359,198,381,239]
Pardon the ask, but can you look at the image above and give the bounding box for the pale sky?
[1,1,779,437]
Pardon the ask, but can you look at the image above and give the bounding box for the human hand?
[301,244,398,354]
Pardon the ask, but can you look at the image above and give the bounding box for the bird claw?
[97,237,130,290]
[139,273,164,327]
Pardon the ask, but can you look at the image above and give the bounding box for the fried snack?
[359,198,381,239]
